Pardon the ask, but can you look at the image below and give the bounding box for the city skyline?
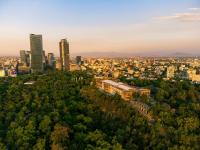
[0,0,200,56]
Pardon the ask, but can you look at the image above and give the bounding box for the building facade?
[30,34,44,73]
[70,63,80,71]
[26,51,31,67]
[76,56,82,65]
[96,80,151,101]
[0,68,6,77]
[47,53,55,67]
[166,66,175,79]
[187,69,200,82]
[20,50,31,67]
[20,50,27,64]
[56,58,62,71]
[59,39,70,71]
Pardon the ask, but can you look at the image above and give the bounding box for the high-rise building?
[48,53,55,67]
[76,56,82,65]
[26,51,31,67]
[42,50,47,68]
[20,50,27,64]
[20,50,31,67]
[30,34,44,73]
[59,39,70,71]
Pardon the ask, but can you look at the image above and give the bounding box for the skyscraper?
[30,34,44,73]
[59,39,70,71]
[20,50,27,64]
[20,50,31,67]
[47,53,55,67]
[42,50,47,68]
[76,56,82,65]
[26,51,31,67]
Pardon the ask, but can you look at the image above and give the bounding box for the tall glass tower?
[59,39,70,71]
[30,34,44,73]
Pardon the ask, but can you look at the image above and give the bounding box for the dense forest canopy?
[0,71,199,150]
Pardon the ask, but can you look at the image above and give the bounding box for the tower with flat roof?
[47,53,55,67]
[76,56,82,65]
[59,39,70,71]
[30,34,44,73]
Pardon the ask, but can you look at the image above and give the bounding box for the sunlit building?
[96,80,151,101]
[70,63,80,71]
[166,66,175,79]
[59,39,70,71]
[17,64,30,74]
[187,69,200,82]
[0,68,6,77]
[56,58,62,71]
[112,70,120,79]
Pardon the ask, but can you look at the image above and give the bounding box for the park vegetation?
[0,71,199,149]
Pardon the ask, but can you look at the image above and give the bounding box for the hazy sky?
[0,0,200,56]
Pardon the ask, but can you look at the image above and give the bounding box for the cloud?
[189,8,200,11]
[155,8,200,22]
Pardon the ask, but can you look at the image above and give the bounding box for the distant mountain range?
[71,51,200,58]
[1,51,199,58]
[169,52,194,57]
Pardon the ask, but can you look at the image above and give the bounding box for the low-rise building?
[0,68,6,77]
[70,64,80,71]
[56,58,62,71]
[186,69,200,82]
[166,66,175,79]
[97,80,150,101]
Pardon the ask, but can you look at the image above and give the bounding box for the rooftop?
[24,81,35,85]
[102,80,134,91]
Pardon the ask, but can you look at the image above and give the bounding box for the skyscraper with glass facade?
[30,34,44,73]
[59,39,70,71]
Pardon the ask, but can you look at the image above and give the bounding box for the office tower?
[20,50,31,67]
[59,39,70,71]
[30,34,44,73]
[20,50,27,64]
[26,51,31,67]
[42,50,47,68]
[48,53,55,67]
[76,56,82,65]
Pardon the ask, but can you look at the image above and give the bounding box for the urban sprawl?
[1,34,200,84]
[1,34,200,122]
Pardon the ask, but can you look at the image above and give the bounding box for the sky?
[0,0,200,56]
